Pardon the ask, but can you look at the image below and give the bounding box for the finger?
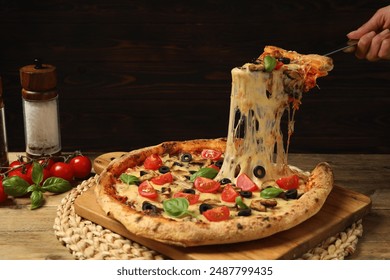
[377,28,390,59]
[348,14,382,39]
[347,7,389,39]
[355,31,376,59]
[378,38,390,59]
[367,29,390,61]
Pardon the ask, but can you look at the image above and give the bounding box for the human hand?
[347,5,390,61]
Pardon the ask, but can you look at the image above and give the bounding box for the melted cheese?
[215,67,292,186]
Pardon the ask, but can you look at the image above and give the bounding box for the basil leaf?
[120,173,140,185]
[260,187,284,199]
[264,55,277,72]
[42,177,72,193]
[31,162,44,185]
[30,190,44,210]
[27,184,41,193]
[235,196,249,209]
[190,167,218,182]
[3,176,30,197]
[163,197,190,217]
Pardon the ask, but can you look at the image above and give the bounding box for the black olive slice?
[238,208,252,216]
[240,191,253,198]
[253,165,266,179]
[142,201,158,212]
[183,188,196,194]
[140,170,148,176]
[285,189,298,199]
[158,165,170,174]
[181,153,192,162]
[215,159,224,168]
[220,178,232,185]
[199,203,213,214]
[278,57,291,64]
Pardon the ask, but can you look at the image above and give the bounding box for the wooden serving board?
[74,155,372,259]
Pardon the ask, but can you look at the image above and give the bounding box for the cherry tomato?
[275,61,284,70]
[9,160,31,173]
[50,162,74,181]
[201,149,222,160]
[143,154,163,170]
[173,192,200,205]
[276,174,300,190]
[208,164,220,171]
[69,155,92,179]
[138,181,158,199]
[0,179,8,203]
[236,173,258,192]
[151,172,173,185]
[203,206,230,222]
[221,184,239,203]
[194,177,220,193]
[8,169,31,184]
[26,165,51,184]
[38,158,55,170]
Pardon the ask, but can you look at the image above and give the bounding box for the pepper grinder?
[0,76,9,168]
[19,59,61,158]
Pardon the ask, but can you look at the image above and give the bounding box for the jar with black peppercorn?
[19,59,61,158]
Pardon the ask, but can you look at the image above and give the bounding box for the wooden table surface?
[0,152,389,260]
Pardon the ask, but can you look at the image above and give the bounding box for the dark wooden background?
[0,0,389,154]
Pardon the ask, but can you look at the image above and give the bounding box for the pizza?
[95,46,334,247]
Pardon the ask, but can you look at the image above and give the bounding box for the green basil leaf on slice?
[120,173,140,185]
[3,176,30,197]
[42,177,72,193]
[264,55,277,72]
[260,187,284,199]
[163,197,190,217]
[190,167,218,182]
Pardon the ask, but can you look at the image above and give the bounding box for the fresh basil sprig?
[3,161,72,210]
[163,197,196,218]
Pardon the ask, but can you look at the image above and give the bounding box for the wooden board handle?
[93,152,128,174]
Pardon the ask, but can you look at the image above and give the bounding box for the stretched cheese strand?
[215,66,291,185]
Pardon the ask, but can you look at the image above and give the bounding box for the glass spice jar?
[19,59,61,158]
[0,76,9,169]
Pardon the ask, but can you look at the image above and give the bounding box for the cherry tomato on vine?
[0,179,8,203]
[9,160,31,173]
[69,155,92,179]
[50,162,74,181]
[26,165,51,184]
[38,158,55,171]
[8,169,31,184]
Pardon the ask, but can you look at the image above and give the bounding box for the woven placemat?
[53,175,363,260]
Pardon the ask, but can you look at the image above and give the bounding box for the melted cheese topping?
[114,152,308,222]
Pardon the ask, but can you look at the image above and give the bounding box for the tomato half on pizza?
[95,46,334,247]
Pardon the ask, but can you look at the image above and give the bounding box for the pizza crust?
[95,139,333,247]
